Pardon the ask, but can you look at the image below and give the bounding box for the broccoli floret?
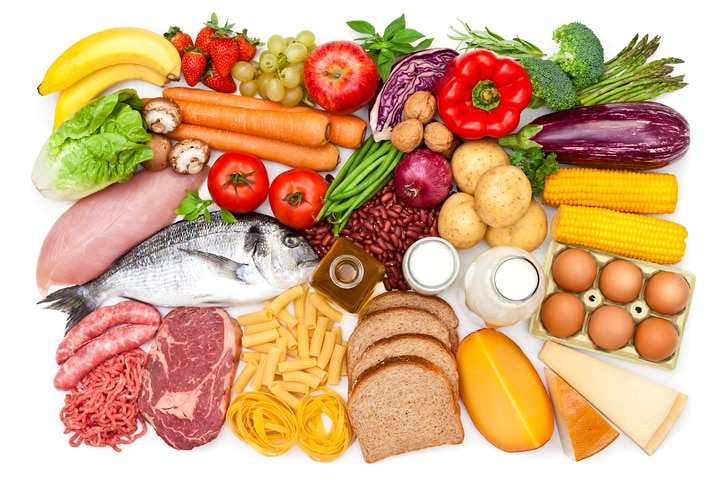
[548,22,604,90]
[518,57,579,112]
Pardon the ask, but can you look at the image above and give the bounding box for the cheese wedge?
[544,368,619,461]
[539,341,687,455]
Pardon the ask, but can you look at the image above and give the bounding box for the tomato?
[207,152,269,213]
[269,168,329,229]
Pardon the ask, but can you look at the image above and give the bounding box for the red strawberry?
[181,47,207,87]
[236,29,261,62]
[203,64,237,93]
[164,26,193,59]
[209,34,240,77]
[195,12,235,56]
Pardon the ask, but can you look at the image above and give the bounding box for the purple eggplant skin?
[498,102,690,170]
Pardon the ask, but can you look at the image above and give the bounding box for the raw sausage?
[55,301,161,364]
[54,325,158,391]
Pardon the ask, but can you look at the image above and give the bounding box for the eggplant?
[498,102,690,170]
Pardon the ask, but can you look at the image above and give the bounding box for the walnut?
[402,91,437,124]
[390,118,424,153]
[423,122,454,153]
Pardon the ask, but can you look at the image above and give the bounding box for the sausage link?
[53,324,158,391]
[55,301,161,364]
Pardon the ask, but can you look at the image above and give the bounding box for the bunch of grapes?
[231,30,316,107]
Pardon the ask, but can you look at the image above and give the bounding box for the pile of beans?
[303,180,441,291]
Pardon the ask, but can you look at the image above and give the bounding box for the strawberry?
[209,34,240,77]
[195,12,235,56]
[203,63,237,93]
[181,47,207,87]
[164,26,193,59]
[236,29,262,62]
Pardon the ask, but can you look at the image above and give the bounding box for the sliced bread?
[346,307,452,378]
[347,355,465,463]
[359,291,459,352]
[348,333,459,399]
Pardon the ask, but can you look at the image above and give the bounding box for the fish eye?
[284,235,301,248]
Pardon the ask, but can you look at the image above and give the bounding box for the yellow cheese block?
[539,341,687,455]
[544,368,619,461]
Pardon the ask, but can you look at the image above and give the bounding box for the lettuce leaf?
[32,88,153,200]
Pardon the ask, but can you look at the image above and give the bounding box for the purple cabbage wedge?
[498,102,690,170]
[369,47,459,142]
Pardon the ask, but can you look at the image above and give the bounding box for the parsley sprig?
[508,148,559,198]
[347,14,433,81]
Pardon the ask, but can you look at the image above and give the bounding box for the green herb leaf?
[174,189,237,223]
[509,148,558,198]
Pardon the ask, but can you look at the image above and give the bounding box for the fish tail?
[38,285,99,335]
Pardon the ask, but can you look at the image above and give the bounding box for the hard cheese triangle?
[544,367,619,461]
[539,341,687,456]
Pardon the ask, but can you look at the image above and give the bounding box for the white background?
[2,1,720,481]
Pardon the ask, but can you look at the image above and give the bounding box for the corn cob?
[551,204,687,264]
[543,168,678,214]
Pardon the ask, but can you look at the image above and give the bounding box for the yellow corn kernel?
[543,168,678,214]
[551,204,687,264]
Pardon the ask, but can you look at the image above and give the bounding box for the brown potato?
[484,199,548,252]
[451,140,510,195]
[437,192,487,249]
[474,164,532,228]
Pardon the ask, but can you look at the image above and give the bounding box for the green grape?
[231,61,257,82]
[295,30,315,49]
[256,71,276,99]
[284,36,296,46]
[281,85,304,107]
[267,34,287,56]
[279,65,302,89]
[284,42,308,64]
[265,77,286,103]
[239,80,258,97]
[258,51,279,73]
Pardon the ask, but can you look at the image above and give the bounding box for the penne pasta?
[275,308,300,329]
[309,317,329,357]
[237,308,274,326]
[308,291,344,322]
[241,319,281,334]
[282,369,322,388]
[232,358,259,393]
[262,347,282,386]
[268,380,302,411]
[327,344,347,386]
[241,328,280,348]
[316,331,337,370]
[249,353,268,391]
[278,357,318,373]
[267,284,306,314]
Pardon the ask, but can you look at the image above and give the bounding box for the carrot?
[168,123,340,172]
[174,99,331,148]
[163,87,368,149]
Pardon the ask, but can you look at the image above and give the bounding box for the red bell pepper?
[434,49,532,139]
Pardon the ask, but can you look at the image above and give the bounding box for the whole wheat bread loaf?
[359,291,459,352]
[348,333,459,399]
[346,307,452,378]
[347,355,465,463]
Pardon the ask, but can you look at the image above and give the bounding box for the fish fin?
[38,285,99,335]
[178,248,255,284]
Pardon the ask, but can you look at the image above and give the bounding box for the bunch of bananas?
[38,27,182,130]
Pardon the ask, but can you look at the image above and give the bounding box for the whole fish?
[40,211,320,335]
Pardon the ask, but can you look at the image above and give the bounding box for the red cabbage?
[369,48,458,142]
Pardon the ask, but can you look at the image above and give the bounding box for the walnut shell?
[424,122,454,153]
[390,118,424,153]
[402,91,437,124]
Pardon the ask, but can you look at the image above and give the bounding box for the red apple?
[303,40,378,115]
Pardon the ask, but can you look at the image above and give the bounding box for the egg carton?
[529,241,696,370]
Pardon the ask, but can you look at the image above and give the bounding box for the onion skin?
[498,102,690,171]
[393,148,453,208]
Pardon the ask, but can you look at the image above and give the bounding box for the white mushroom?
[143,97,182,134]
[168,139,210,175]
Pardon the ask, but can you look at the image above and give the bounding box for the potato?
[485,199,548,252]
[451,140,510,195]
[474,164,532,229]
[437,192,487,249]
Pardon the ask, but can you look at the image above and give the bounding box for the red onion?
[392,148,452,208]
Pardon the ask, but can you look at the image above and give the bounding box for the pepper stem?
[471,80,501,111]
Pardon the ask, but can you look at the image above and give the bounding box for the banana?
[38,27,181,96]
[52,62,172,130]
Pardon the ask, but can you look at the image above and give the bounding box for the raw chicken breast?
[36,166,209,296]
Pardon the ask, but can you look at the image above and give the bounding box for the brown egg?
[634,317,679,362]
[551,248,598,292]
[540,292,586,338]
[587,305,634,350]
[598,259,643,303]
[644,271,690,315]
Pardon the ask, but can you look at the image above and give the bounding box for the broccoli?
[517,57,579,112]
[548,22,605,90]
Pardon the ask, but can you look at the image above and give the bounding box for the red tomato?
[269,168,329,229]
[207,152,269,213]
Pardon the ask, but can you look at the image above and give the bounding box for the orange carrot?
[168,123,340,172]
[174,99,331,148]
[163,87,368,149]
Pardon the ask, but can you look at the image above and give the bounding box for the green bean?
[326,147,399,202]
[326,141,392,197]
[325,135,376,194]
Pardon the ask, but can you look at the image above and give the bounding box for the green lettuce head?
[32,88,153,201]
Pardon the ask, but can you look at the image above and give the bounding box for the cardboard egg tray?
[529,241,696,370]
